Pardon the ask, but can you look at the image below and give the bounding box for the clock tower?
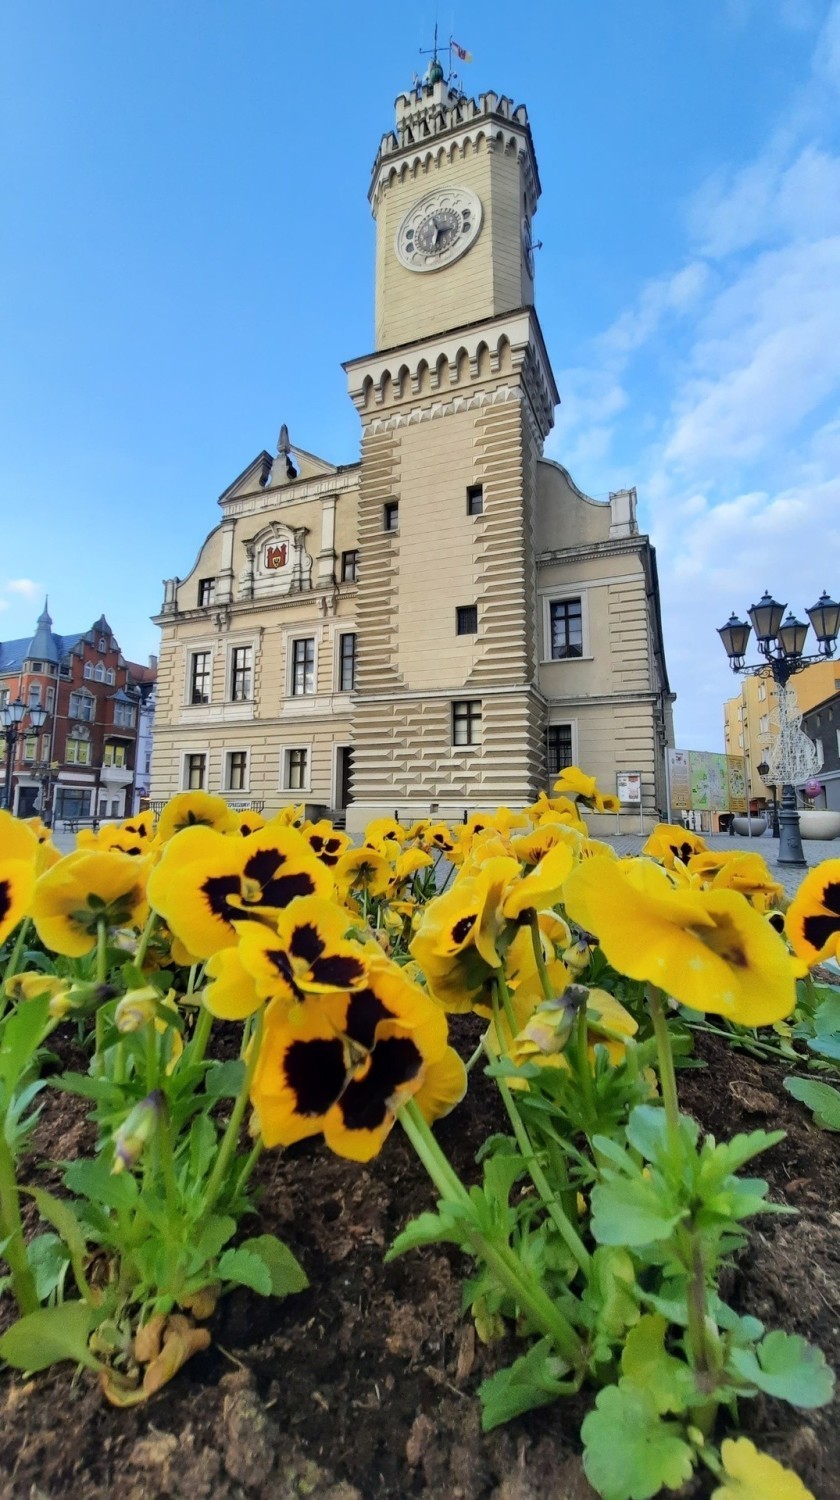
[344,72,559,829]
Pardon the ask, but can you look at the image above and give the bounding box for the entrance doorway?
[336,747,354,812]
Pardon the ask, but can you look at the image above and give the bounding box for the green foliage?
[784,1075,840,1130]
[478,1338,573,1429]
[728,1329,835,1409]
[581,1383,694,1500]
[0,1302,102,1373]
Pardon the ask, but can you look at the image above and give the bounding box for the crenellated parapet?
[369,81,540,216]
[344,309,558,441]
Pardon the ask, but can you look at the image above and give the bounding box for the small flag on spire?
[451,39,473,63]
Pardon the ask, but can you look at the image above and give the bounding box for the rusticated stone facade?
[151,72,674,832]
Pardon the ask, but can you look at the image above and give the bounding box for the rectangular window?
[190,651,211,705]
[198,578,216,607]
[549,598,583,659]
[452,699,481,746]
[66,738,91,766]
[230,646,252,702]
[69,691,94,722]
[114,702,136,728]
[291,638,315,695]
[456,605,478,635]
[103,743,126,768]
[23,735,38,763]
[466,484,484,516]
[227,750,248,791]
[286,747,308,790]
[814,737,824,763]
[338,633,357,692]
[547,724,573,778]
[383,501,399,532]
[758,683,766,701]
[46,686,55,711]
[341,550,359,583]
[185,753,206,790]
[27,684,41,708]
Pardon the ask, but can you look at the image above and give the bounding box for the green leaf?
[26,1186,90,1271]
[27,1233,70,1302]
[64,1156,139,1210]
[0,992,51,1091]
[626,1105,697,1164]
[386,1205,466,1259]
[784,1076,840,1131]
[231,1235,308,1296]
[204,1059,246,1098]
[812,992,840,1034]
[728,1329,835,1409]
[478,1338,571,1429]
[591,1177,685,1247]
[581,1382,694,1500]
[191,1214,237,1264]
[217,1247,271,1295]
[586,1246,640,1341]
[620,1315,695,1415]
[807,1033,840,1060]
[0,1302,101,1373]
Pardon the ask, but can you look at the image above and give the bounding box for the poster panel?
[668,750,691,812]
[616,771,642,804]
[726,755,748,813]
[689,751,729,811]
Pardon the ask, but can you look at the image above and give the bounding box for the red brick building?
[0,604,155,823]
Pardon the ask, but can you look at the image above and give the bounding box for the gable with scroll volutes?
[535,459,612,551]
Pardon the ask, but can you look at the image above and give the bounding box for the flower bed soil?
[1,1022,838,1500]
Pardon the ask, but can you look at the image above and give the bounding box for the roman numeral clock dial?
[395,187,483,272]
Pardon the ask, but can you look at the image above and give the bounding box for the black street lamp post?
[756,760,780,839]
[718,591,840,867]
[1,700,48,813]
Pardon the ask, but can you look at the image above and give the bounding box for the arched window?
[83,662,93,679]
[94,663,105,682]
[106,668,115,685]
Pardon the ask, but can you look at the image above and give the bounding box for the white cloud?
[4,578,41,599]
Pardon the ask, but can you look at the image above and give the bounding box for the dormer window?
[98,637,107,653]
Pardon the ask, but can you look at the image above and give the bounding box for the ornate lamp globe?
[717,613,751,668]
[748,591,785,647]
[777,612,809,661]
[806,591,840,654]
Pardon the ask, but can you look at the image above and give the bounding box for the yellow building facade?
[723,658,840,803]
[151,75,674,833]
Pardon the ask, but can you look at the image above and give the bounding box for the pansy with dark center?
[31,849,152,957]
[148,824,332,959]
[237,896,370,1008]
[0,812,40,944]
[786,860,840,965]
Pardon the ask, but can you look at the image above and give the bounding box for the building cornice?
[219,466,360,520]
[536,535,648,566]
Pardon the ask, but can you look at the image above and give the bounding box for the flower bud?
[112,1090,163,1174]
[114,986,160,1033]
[562,939,593,975]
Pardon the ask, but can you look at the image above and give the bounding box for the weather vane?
[417,23,472,89]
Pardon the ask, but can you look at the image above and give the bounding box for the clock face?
[521,216,535,278]
[395,187,483,273]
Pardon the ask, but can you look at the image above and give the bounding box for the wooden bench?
[61,816,101,834]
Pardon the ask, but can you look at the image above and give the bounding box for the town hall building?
[151,67,674,834]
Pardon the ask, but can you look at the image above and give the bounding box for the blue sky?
[2,1,839,748]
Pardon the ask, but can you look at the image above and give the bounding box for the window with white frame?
[103,743,126,768]
[94,663,105,682]
[198,577,216,607]
[106,668,115,685]
[452,699,481,746]
[338,633,357,691]
[66,735,92,766]
[23,735,38,762]
[114,701,136,728]
[69,690,94,722]
[547,723,574,778]
[284,747,309,790]
[549,598,583,659]
[46,686,54,711]
[758,683,766,701]
[190,650,211,705]
[230,646,252,702]
[83,662,93,679]
[98,637,107,652]
[27,683,41,708]
[184,752,207,790]
[226,749,248,791]
[291,637,315,695]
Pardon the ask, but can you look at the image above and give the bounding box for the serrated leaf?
[728,1329,835,1409]
[581,1382,694,1500]
[806,1033,840,1060]
[591,1178,685,1247]
[26,1186,90,1270]
[0,1302,101,1373]
[784,1076,840,1131]
[620,1314,695,1414]
[63,1156,139,1209]
[478,1337,571,1429]
[217,1247,271,1295]
[232,1235,308,1296]
[386,1206,466,1259]
[626,1105,697,1164]
[812,993,840,1034]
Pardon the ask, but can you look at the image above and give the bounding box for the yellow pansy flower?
[148,824,332,959]
[501,842,575,919]
[251,959,465,1160]
[237,896,369,1008]
[642,823,708,868]
[0,811,39,944]
[269,802,305,828]
[363,816,409,849]
[527,792,589,834]
[785,858,840,966]
[712,1438,814,1500]
[31,850,152,957]
[203,945,263,1020]
[511,821,583,866]
[155,791,239,844]
[231,809,267,837]
[300,819,352,868]
[563,856,797,1026]
[334,846,394,899]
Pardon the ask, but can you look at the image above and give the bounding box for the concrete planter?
[797,810,840,840]
[731,816,768,836]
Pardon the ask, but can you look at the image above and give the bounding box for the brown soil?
[1,1021,838,1500]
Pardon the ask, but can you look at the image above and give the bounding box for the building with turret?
[151,68,673,832]
[0,604,154,822]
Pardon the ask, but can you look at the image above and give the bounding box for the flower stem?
[0,1121,39,1316]
[157,1096,179,1219]
[529,913,555,1002]
[399,1100,582,1368]
[95,918,108,986]
[134,910,158,969]
[495,969,519,1041]
[3,918,32,984]
[573,1003,598,1134]
[483,1038,591,1277]
[200,1007,263,1217]
[646,985,681,1146]
[188,1002,214,1069]
[233,1137,264,1200]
